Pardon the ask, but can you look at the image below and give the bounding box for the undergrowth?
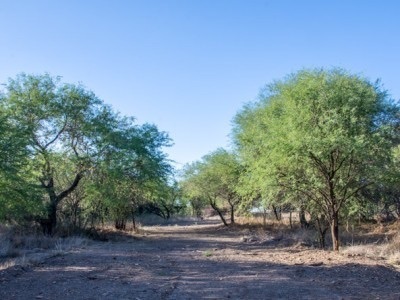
[237,215,400,266]
[0,224,89,270]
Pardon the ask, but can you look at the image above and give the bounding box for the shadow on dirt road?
[1,222,399,299]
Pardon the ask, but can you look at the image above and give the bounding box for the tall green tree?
[85,119,172,230]
[181,149,242,225]
[1,74,113,233]
[0,73,173,234]
[233,69,399,250]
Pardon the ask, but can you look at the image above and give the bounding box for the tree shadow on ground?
[1,223,399,299]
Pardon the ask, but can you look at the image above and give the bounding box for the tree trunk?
[37,190,58,235]
[272,205,281,221]
[210,199,228,226]
[215,207,228,226]
[115,218,126,230]
[162,203,171,219]
[48,202,58,235]
[230,204,235,224]
[132,215,136,231]
[315,215,328,249]
[299,207,308,228]
[41,172,84,235]
[330,212,340,251]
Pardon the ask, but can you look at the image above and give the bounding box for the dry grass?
[236,215,400,263]
[234,215,317,248]
[52,236,89,254]
[0,224,89,270]
[2,216,399,270]
[342,235,400,265]
[342,222,400,266]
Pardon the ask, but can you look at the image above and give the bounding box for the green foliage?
[180,148,242,224]
[84,115,173,228]
[0,92,43,221]
[0,73,173,232]
[233,68,399,249]
[0,74,112,232]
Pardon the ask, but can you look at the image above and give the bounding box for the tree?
[140,181,184,220]
[0,74,172,234]
[1,74,161,234]
[358,144,400,222]
[233,69,399,250]
[84,119,172,230]
[1,74,116,233]
[180,149,242,226]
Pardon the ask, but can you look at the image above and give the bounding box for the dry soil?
[1,220,399,299]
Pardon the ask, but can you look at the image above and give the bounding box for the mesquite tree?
[180,149,242,226]
[0,74,172,234]
[233,69,399,250]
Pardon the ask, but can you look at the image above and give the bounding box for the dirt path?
[1,221,400,299]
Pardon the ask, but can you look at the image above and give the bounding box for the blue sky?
[1,0,399,167]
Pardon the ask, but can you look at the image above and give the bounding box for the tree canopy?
[180,148,242,225]
[1,69,399,250]
[233,69,399,250]
[0,73,173,233]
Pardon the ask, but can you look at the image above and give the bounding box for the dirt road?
[1,221,399,299]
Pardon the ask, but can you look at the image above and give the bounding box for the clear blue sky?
[1,0,399,167]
